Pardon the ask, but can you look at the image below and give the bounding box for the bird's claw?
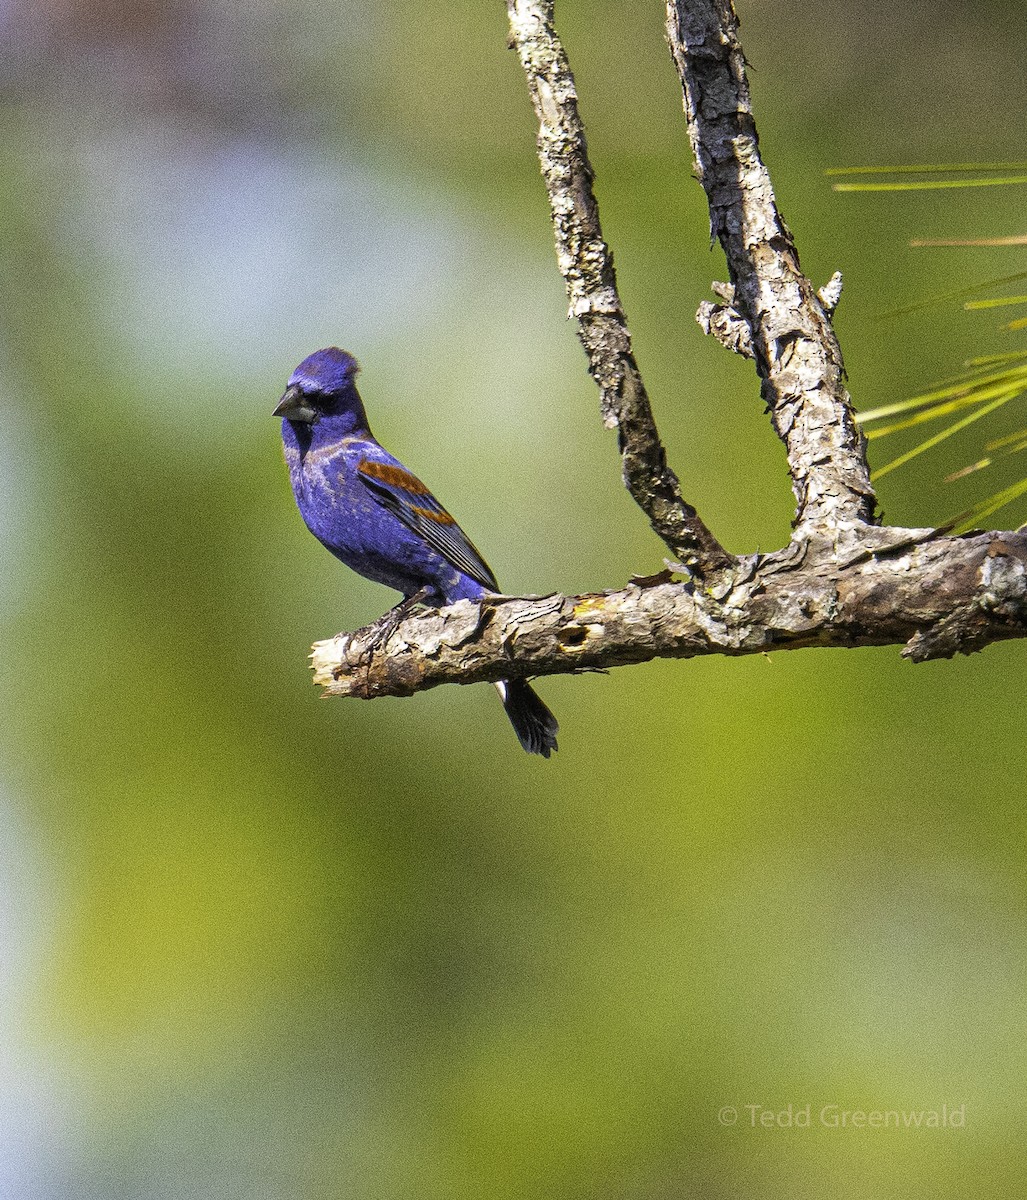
[361,586,435,662]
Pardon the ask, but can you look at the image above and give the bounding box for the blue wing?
[356,457,499,592]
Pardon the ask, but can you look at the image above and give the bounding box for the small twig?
[696,294,754,360]
[665,0,876,537]
[818,272,844,316]
[507,0,732,574]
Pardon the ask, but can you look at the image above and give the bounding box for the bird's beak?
[274,384,317,423]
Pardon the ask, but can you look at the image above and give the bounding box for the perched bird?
[275,347,559,757]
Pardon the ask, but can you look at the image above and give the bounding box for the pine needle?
[834,177,1027,193]
[871,393,1019,480]
[913,236,1027,248]
[949,477,1027,532]
[984,427,1027,452]
[880,272,1027,318]
[964,295,1027,311]
[826,163,1027,176]
[858,366,1027,424]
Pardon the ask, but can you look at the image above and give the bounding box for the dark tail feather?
[495,680,559,758]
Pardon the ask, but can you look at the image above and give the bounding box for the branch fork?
[310,1,1027,709]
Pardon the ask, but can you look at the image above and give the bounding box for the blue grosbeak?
[275,347,559,757]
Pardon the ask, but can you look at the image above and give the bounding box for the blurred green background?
[1,1,1025,1197]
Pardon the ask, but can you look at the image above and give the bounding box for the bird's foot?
[361,586,434,661]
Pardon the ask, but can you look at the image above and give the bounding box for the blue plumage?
[275,347,558,757]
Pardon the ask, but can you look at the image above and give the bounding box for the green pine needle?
[858,366,1027,424]
[834,162,1027,526]
[881,272,1027,318]
[871,392,1019,480]
[949,477,1027,533]
[964,295,1027,311]
[833,176,1027,192]
[865,384,1024,440]
[826,163,1027,175]
[984,427,1027,452]
[965,352,1027,367]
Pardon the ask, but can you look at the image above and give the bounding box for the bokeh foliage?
[1,2,1025,1197]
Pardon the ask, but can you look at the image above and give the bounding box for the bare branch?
[665,0,877,537]
[312,530,1027,695]
[507,0,732,573]
[303,5,1022,729]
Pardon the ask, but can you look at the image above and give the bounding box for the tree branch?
[304,3,1027,722]
[312,530,1027,696]
[506,0,732,573]
[665,0,877,538]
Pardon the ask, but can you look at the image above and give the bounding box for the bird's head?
[274,347,367,430]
